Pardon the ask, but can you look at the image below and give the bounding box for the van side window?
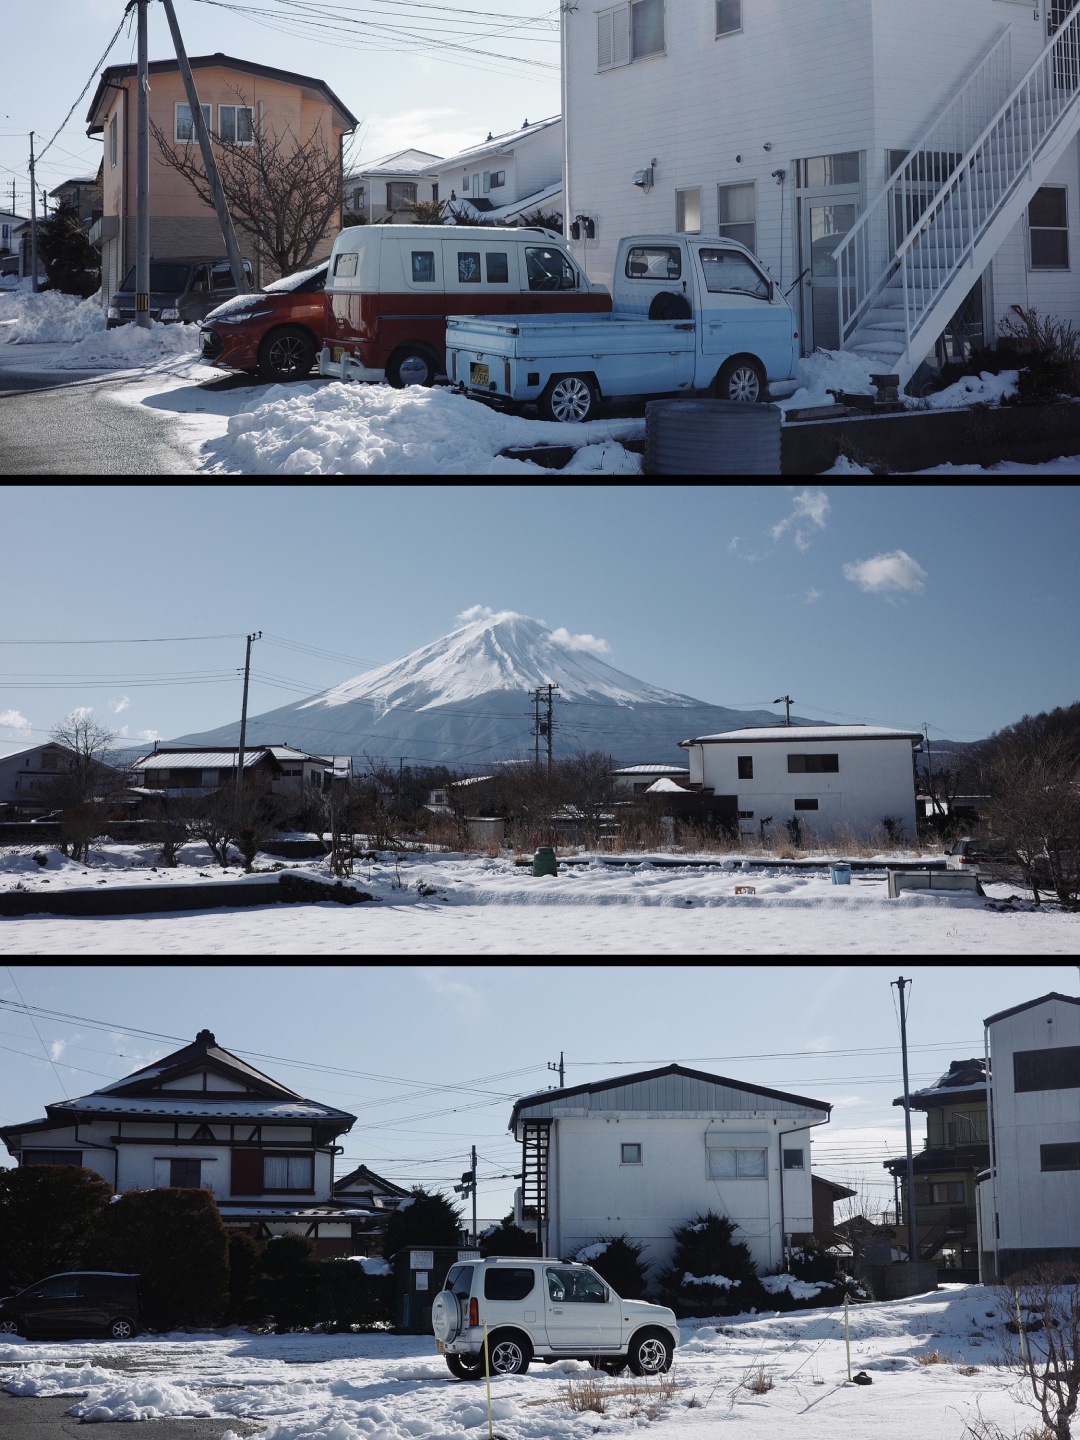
[698,247,770,298]
[486,253,509,284]
[625,245,681,280]
[334,251,359,278]
[412,251,435,283]
[525,247,578,291]
[458,252,481,283]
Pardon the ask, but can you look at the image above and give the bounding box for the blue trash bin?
[830,864,852,885]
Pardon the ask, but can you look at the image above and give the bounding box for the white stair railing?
[834,26,1012,349]
[839,7,1080,367]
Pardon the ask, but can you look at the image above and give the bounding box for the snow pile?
[346,1257,392,1276]
[208,383,643,476]
[4,1364,117,1395]
[69,1379,217,1423]
[922,370,1019,409]
[0,284,199,368]
[775,348,878,415]
[759,1274,826,1299]
[49,321,199,370]
[684,1273,739,1288]
[0,287,105,343]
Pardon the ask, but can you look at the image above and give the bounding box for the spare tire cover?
[431,1290,462,1343]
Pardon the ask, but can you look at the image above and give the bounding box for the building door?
[798,196,859,352]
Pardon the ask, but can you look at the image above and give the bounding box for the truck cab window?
[698,248,770,298]
[625,245,681,280]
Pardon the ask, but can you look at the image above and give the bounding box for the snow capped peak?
[301,612,692,713]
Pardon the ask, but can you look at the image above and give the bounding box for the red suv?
[200,262,329,381]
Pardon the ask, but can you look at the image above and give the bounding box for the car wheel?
[387,346,437,388]
[0,1319,21,1336]
[258,326,317,382]
[446,1353,485,1381]
[538,374,596,423]
[627,1330,672,1376]
[487,1331,531,1375]
[714,356,766,403]
[109,1317,136,1340]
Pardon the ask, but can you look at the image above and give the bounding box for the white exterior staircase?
[835,9,1080,386]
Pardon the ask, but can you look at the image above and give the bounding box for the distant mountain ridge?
[171,612,812,766]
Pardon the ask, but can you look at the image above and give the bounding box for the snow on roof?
[56,1096,343,1119]
[646,778,688,792]
[612,764,690,775]
[448,181,562,226]
[347,148,443,177]
[267,746,330,763]
[435,115,560,169]
[681,726,924,745]
[133,750,274,769]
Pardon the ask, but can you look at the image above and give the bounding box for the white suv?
[430,1257,679,1380]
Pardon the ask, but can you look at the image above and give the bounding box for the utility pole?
[160,0,249,294]
[893,975,918,1267]
[529,687,543,767]
[236,631,261,799]
[774,694,793,726]
[454,1146,478,1245]
[135,0,151,328]
[547,1051,565,1087]
[923,723,940,818]
[28,132,38,292]
[544,683,558,773]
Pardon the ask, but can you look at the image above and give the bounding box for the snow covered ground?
[0,1286,1053,1439]
[1,842,1074,954]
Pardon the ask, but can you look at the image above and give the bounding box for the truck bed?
[447,312,696,359]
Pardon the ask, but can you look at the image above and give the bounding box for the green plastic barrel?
[532,846,558,877]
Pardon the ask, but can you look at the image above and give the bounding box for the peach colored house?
[85,52,357,305]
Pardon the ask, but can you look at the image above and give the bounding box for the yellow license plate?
[332,346,346,363]
[436,1340,445,1353]
[470,362,489,387]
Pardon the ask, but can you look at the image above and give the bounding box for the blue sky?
[1,484,1077,760]
[3,964,1077,1223]
[0,0,557,218]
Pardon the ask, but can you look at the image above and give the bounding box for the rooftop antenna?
[773,695,793,726]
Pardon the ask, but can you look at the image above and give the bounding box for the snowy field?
[1,843,1075,955]
[4,284,1080,474]
[0,1286,1052,1440]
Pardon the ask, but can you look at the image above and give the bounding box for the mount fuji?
[171,612,807,766]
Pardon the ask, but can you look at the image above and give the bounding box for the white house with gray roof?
[344,148,442,223]
[510,1063,831,1276]
[679,725,923,840]
[428,116,563,226]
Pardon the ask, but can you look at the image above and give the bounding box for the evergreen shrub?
[0,1165,113,1293]
[657,1210,766,1317]
[574,1235,650,1299]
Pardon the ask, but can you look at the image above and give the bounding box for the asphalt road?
[0,365,197,476]
[0,1393,260,1439]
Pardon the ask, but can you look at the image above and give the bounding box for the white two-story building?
[562,0,1080,386]
[428,116,564,226]
[678,725,922,840]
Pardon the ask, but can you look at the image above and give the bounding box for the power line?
[0,632,248,645]
[35,12,132,165]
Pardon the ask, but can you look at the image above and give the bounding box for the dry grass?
[916,1350,954,1365]
[742,1364,774,1394]
[956,1365,981,1376]
[555,1375,685,1421]
[566,1377,608,1414]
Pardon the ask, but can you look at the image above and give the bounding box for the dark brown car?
[199,261,330,381]
[0,1271,139,1339]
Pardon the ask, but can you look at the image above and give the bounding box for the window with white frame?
[490,170,505,189]
[175,102,211,143]
[716,0,742,35]
[218,105,255,145]
[718,182,756,249]
[676,187,701,233]
[707,1147,767,1178]
[262,1153,314,1191]
[1029,185,1069,269]
[598,0,664,70]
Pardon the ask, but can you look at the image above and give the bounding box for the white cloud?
[49,1039,66,1062]
[0,710,31,732]
[139,728,162,742]
[804,588,822,605]
[771,488,831,550]
[454,605,527,626]
[109,696,131,714]
[69,706,94,722]
[842,549,928,595]
[549,627,611,654]
[727,536,740,553]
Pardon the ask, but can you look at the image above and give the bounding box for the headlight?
[160,307,181,321]
[107,306,121,319]
[218,308,273,322]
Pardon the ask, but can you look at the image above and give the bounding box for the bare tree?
[188,789,238,869]
[142,793,192,868]
[151,104,347,277]
[231,786,291,870]
[982,734,1080,907]
[560,750,615,849]
[44,711,123,863]
[994,1265,1080,1440]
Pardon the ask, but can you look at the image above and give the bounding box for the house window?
[350,186,365,210]
[931,1181,965,1203]
[486,252,510,283]
[783,1148,804,1170]
[24,1150,83,1166]
[914,1182,932,1205]
[109,114,117,168]
[170,1158,202,1188]
[483,171,490,194]
[218,105,254,145]
[263,1154,314,1191]
[1014,1045,1080,1092]
[676,187,701,234]
[490,170,505,189]
[794,798,819,810]
[412,251,435,282]
[795,153,861,189]
[621,1142,642,1164]
[707,1147,767,1178]
[598,0,664,69]
[432,183,439,202]
[717,182,756,250]
[1029,186,1069,269]
[738,809,754,818]
[717,0,742,35]
[175,102,211,143]
[738,756,753,780]
[458,251,482,283]
[1041,1142,1080,1171]
[387,181,417,209]
[788,754,839,773]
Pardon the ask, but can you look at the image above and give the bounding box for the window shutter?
[231,1148,263,1195]
[598,10,614,68]
[612,4,631,66]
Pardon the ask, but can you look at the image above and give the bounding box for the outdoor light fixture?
[632,160,656,190]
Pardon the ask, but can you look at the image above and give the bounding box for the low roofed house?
[610,764,690,796]
[429,116,563,226]
[0,742,79,816]
[0,1028,373,1255]
[344,148,442,223]
[131,746,285,797]
[48,176,102,224]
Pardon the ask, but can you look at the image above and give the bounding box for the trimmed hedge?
[0,1165,112,1293]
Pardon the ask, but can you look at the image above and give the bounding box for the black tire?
[649,291,692,320]
[626,1329,673,1376]
[714,355,766,403]
[0,1320,21,1337]
[594,1357,627,1376]
[487,1330,531,1375]
[446,1354,485,1381]
[387,345,438,388]
[257,326,316,382]
[109,1316,137,1340]
[537,373,597,423]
